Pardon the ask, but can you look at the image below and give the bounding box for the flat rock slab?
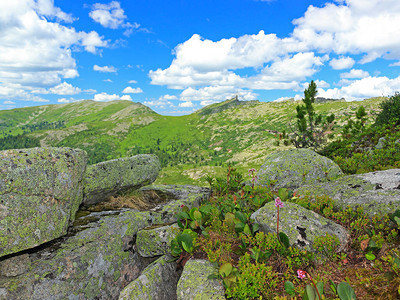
[295,169,400,216]
[177,259,225,300]
[136,224,178,257]
[0,147,87,258]
[256,148,343,190]
[119,255,180,300]
[251,201,349,252]
[83,154,161,207]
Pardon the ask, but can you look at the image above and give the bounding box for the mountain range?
[0,96,385,185]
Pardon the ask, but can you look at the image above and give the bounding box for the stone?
[295,169,400,217]
[251,201,349,252]
[140,185,211,223]
[83,154,161,207]
[375,137,387,149]
[256,148,343,190]
[0,254,31,277]
[177,259,225,300]
[136,224,179,257]
[0,147,87,258]
[118,255,180,300]
[0,210,158,300]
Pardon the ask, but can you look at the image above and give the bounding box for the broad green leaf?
[303,284,316,300]
[234,211,247,223]
[316,282,324,296]
[219,263,233,277]
[284,281,295,296]
[243,223,252,235]
[365,252,376,261]
[337,282,356,300]
[170,239,182,257]
[278,188,289,201]
[329,279,337,295]
[235,222,245,233]
[252,223,259,234]
[279,232,290,248]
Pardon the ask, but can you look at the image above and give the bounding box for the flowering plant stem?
[307,273,322,300]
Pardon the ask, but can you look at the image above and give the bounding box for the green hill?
[0,97,385,185]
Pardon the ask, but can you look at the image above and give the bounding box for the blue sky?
[1,0,400,115]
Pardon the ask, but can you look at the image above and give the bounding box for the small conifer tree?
[289,80,335,150]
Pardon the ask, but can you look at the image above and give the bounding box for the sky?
[1,0,400,115]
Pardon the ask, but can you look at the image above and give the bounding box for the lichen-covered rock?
[119,255,180,300]
[0,147,87,258]
[177,259,225,300]
[140,185,211,223]
[136,224,179,257]
[0,210,160,300]
[251,201,349,252]
[0,254,31,277]
[295,169,400,217]
[256,149,343,190]
[83,154,161,207]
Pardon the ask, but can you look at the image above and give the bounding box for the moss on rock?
[0,147,87,258]
[83,154,161,207]
[251,201,349,252]
[256,148,343,190]
[136,224,179,257]
[177,259,225,300]
[295,169,400,217]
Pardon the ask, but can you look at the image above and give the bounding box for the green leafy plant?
[170,228,198,257]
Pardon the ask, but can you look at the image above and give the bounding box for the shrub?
[375,93,400,126]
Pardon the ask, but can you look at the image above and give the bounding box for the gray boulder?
[83,154,161,207]
[0,147,87,258]
[177,259,225,300]
[0,210,158,300]
[119,255,180,300]
[136,224,179,257]
[256,149,343,190]
[295,169,400,217]
[251,201,349,252]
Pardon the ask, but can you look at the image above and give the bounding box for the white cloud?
[0,0,107,102]
[180,86,257,104]
[160,94,178,100]
[89,1,141,36]
[49,82,81,95]
[319,75,400,101]
[103,79,113,82]
[3,100,15,105]
[143,99,173,109]
[122,86,143,93]
[329,56,355,70]
[340,69,370,79]
[179,101,194,108]
[93,65,117,73]
[94,92,132,101]
[57,98,70,103]
[128,80,137,84]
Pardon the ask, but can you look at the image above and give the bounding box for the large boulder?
[118,255,180,300]
[251,201,349,252]
[295,169,400,217]
[0,147,87,258]
[256,149,343,190]
[177,259,225,300]
[83,154,161,207]
[0,210,158,300]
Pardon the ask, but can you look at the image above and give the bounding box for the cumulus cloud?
[0,0,107,102]
[318,75,400,101]
[128,80,137,84]
[149,0,400,103]
[340,69,370,79]
[329,56,355,70]
[94,92,132,101]
[122,87,143,93]
[180,86,257,105]
[143,99,173,109]
[93,65,117,73]
[89,1,141,36]
[49,82,81,95]
[3,100,15,105]
[178,101,194,108]
[160,94,178,100]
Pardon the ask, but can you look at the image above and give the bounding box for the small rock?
[177,259,225,300]
[375,137,387,149]
[136,224,179,257]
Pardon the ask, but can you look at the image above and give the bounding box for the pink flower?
[274,197,284,208]
[251,175,258,183]
[297,269,306,279]
[180,204,185,208]
[248,168,256,174]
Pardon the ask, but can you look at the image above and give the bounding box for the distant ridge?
[198,96,259,116]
